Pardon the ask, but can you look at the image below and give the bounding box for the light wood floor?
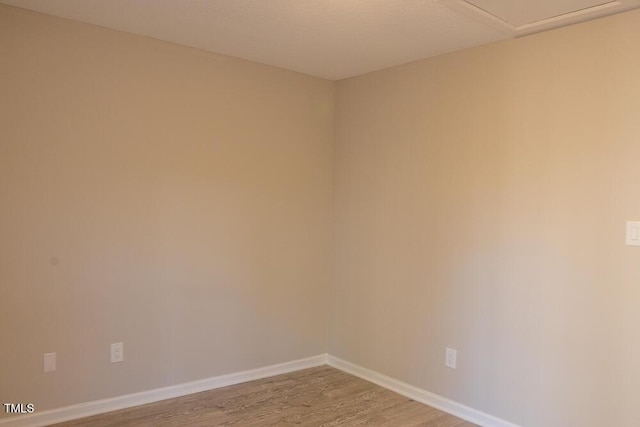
[52,366,477,426]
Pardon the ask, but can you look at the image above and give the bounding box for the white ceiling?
[2,0,638,80]
[467,0,611,26]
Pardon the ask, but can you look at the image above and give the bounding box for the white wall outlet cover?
[445,348,457,369]
[110,342,124,363]
[627,222,640,246]
[44,352,56,372]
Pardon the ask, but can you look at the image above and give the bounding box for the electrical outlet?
[110,342,124,363]
[44,352,56,372]
[445,348,457,369]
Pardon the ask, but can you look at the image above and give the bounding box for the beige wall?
[3,3,640,426]
[331,9,640,427]
[0,4,333,414]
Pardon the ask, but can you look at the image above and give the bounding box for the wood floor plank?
[51,366,477,426]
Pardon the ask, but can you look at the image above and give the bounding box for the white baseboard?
[0,354,328,427]
[2,354,518,427]
[326,355,520,427]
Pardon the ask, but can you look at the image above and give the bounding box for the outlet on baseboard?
[445,348,457,369]
[110,342,124,363]
[44,352,56,372]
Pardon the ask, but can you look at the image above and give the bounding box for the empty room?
[1,1,639,426]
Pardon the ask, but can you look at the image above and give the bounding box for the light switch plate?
[626,222,640,246]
